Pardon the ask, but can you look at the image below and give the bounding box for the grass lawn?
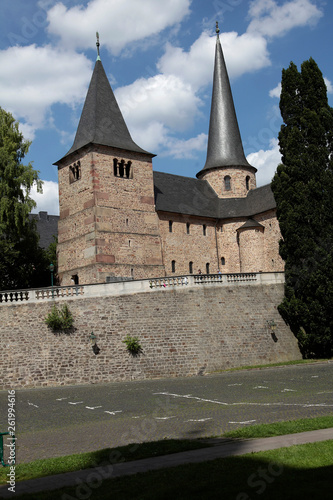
[4,440,333,500]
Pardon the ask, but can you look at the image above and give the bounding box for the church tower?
[197,23,257,198]
[55,36,164,285]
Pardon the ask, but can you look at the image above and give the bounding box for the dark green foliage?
[122,334,142,355]
[45,304,74,332]
[272,58,333,358]
[0,107,49,290]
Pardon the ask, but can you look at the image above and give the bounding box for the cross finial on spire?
[96,31,101,60]
[216,21,220,39]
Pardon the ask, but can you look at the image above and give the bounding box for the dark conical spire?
[56,42,153,163]
[197,23,253,177]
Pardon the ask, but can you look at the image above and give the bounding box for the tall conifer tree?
[272,58,333,358]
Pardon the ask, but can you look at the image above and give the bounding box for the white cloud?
[247,138,281,186]
[247,0,323,38]
[324,77,333,94]
[47,0,191,55]
[0,44,92,136]
[157,31,270,88]
[269,82,281,98]
[30,180,59,215]
[116,73,202,133]
[163,133,207,159]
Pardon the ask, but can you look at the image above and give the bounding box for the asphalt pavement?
[0,361,332,464]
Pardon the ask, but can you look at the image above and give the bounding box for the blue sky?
[1,0,332,215]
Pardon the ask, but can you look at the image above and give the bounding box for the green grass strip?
[6,440,333,500]
[211,358,331,373]
[0,439,208,485]
[223,414,333,439]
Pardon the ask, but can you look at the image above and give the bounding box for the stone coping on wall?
[0,272,285,305]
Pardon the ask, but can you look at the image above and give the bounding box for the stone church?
[54,29,283,286]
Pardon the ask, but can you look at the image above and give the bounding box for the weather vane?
[96,31,100,58]
[216,21,220,38]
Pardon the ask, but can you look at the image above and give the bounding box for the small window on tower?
[203,224,207,236]
[206,263,210,274]
[113,158,132,178]
[169,220,173,233]
[189,261,193,274]
[186,222,190,234]
[221,257,226,266]
[69,161,81,184]
[246,176,250,190]
[171,260,176,273]
[224,175,231,191]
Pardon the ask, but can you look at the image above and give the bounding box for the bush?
[45,304,74,332]
[122,335,142,355]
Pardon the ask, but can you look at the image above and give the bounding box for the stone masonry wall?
[0,282,301,389]
[200,166,257,198]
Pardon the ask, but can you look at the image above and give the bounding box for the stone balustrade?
[0,272,285,305]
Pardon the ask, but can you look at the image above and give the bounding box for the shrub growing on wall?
[45,304,74,332]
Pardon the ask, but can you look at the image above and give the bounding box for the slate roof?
[237,218,264,230]
[197,34,254,177]
[154,171,219,218]
[55,59,153,164]
[153,171,276,219]
[29,212,59,249]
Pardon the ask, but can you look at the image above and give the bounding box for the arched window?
[171,260,176,273]
[113,158,118,176]
[221,257,225,266]
[169,220,173,233]
[186,222,190,234]
[189,261,193,274]
[203,224,206,236]
[246,176,250,190]
[224,175,231,191]
[206,263,210,274]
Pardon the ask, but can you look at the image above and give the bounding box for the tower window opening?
[113,158,132,178]
[221,257,225,266]
[171,260,176,273]
[224,175,231,191]
[169,220,173,233]
[69,161,81,183]
[246,176,250,190]
[203,224,206,236]
[186,222,190,234]
[189,261,193,274]
[206,262,210,274]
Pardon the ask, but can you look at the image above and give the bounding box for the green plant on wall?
[45,304,74,332]
[122,335,142,356]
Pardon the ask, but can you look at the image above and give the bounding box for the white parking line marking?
[104,411,122,415]
[154,392,333,408]
[185,418,212,422]
[154,416,176,420]
[254,386,269,389]
[68,401,84,405]
[86,406,102,410]
[281,389,297,392]
[28,402,39,408]
[229,420,256,424]
[228,383,243,386]
[56,398,69,401]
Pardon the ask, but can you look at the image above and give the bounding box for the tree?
[271,58,333,358]
[0,107,47,290]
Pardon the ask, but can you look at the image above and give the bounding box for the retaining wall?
[0,273,301,389]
